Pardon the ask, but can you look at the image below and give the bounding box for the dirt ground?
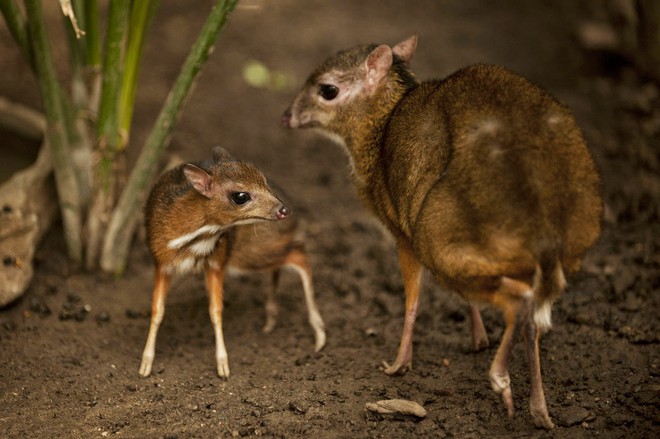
[1,1,658,437]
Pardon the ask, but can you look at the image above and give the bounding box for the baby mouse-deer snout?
[276,205,290,219]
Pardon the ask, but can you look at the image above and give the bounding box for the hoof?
[383,360,411,376]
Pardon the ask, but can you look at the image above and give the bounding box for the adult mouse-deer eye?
[319,84,339,100]
[230,192,251,205]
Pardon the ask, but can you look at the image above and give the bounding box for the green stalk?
[63,1,85,108]
[118,0,160,149]
[24,0,82,264]
[1,0,34,69]
[97,0,129,154]
[100,0,240,275]
[85,0,129,270]
[82,0,101,116]
[83,0,100,67]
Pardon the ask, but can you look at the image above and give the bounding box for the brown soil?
[1,1,658,438]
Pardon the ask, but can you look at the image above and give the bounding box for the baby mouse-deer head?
[183,160,288,222]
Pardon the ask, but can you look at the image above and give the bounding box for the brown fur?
[283,35,602,428]
[139,148,326,379]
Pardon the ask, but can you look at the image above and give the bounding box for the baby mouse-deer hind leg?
[282,245,326,352]
[469,303,489,350]
[262,269,280,335]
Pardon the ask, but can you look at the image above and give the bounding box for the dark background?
[1,1,658,437]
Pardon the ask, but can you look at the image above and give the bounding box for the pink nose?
[276,205,290,220]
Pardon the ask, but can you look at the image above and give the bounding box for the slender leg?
[284,248,326,352]
[262,269,280,334]
[523,299,555,429]
[140,266,171,377]
[488,302,518,418]
[205,265,230,378]
[486,276,532,417]
[384,238,422,376]
[469,303,489,350]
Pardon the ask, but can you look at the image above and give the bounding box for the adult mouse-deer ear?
[284,36,602,430]
[392,34,417,64]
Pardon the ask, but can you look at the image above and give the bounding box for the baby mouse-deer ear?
[212,146,233,163]
[392,34,417,65]
[183,164,214,198]
[365,44,393,93]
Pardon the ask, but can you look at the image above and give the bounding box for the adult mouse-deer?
[282,35,602,429]
[140,147,326,379]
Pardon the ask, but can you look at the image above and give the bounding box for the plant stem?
[1,0,34,69]
[118,0,160,149]
[83,0,100,67]
[100,0,240,275]
[85,0,129,270]
[97,0,128,153]
[82,0,101,114]
[24,0,82,264]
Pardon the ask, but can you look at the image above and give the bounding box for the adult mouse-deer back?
[283,35,602,429]
[140,147,325,380]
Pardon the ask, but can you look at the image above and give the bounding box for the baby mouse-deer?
[283,35,602,429]
[140,147,326,379]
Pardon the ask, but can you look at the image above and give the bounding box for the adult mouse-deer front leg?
[384,238,422,375]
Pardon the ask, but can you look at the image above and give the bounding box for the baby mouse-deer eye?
[230,192,251,205]
[319,84,339,101]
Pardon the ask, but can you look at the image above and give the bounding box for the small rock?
[608,412,635,426]
[365,399,427,418]
[126,308,149,319]
[288,400,309,414]
[95,311,111,324]
[28,296,51,318]
[612,271,637,296]
[621,293,643,312]
[66,292,81,303]
[556,406,591,427]
[634,388,659,406]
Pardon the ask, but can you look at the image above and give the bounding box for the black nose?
[276,205,290,220]
[281,108,292,127]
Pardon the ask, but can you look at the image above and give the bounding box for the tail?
[532,253,566,333]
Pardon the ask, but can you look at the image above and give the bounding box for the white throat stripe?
[167,224,224,250]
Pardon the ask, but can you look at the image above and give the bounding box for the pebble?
[288,400,309,414]
[95,311,111,324]
[365,399,427,418]
[555,406,591,427]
